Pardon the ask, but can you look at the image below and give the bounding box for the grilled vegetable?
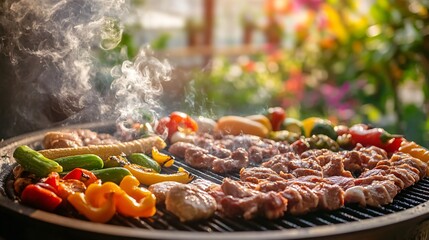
[116,176,157,217]
[268,130,301,143]
[68,175,156,222]
[349,124,403,153]
[281,118,304,135]
[266,107,286,131]
[67,191,116,223]
[151,147,175,167]
[246,114,273,132]
[21,183,62,212]
[399,141,429,163]
[216,116,269,138]
[156,112,198,139]
[91,167,132,184]
[54,154,104,171]
[301,117,337,140]
[63,168,98,187]
[127,153,161,173]
[103,155,130,168]
[38,136,167,160]
[13,145,63,177]
[124,164,194,186]
[311,121,338,140]
[336,133,353,149]
[305,134,340,152]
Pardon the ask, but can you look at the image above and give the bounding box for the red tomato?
[156,112,198,139]
[266,107,286,131]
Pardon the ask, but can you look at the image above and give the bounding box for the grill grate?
[105,156,429,232]
[5,149,429,233]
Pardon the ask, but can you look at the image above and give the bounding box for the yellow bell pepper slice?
[68,176,157,221]
[115,191,156,218]
[119,175,152,201]
[67,191,116,223]
[85,180,122,207]
[151,147,175,167]
[124,164,194,186]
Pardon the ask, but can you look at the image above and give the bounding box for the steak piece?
[165,184,217,222]
[212,148,249,173]
[240,167,287,183]
[185,147,217,169]
[280,183,318,215]
[168,142,196,158]
[214,178,288,220]
[345,175,399,207]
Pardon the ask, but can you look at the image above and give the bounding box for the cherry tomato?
[266,107,286,131]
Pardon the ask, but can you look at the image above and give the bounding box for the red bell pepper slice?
[42,172,60,192]
[21,184,62,212]
[63,168,98,186]
[266,107,286,131]
[349,124,403,153]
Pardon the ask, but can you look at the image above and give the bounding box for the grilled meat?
[240,167,287,183]
[148,181,183,204]
[165,183,217,222]
[168,142,196,158]
[43,129,119,149]
[345,178,398,207]
[214,178,287,220]
[212,148,249,173]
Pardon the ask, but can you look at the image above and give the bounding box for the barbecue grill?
[1,122,429,240]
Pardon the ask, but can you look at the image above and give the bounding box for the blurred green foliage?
[187,0,429,147]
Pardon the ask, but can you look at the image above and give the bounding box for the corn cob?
[39,136,166,160]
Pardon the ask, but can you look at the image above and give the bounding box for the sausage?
[215,116,269,138]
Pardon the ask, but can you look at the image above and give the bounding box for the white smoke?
[0,0,172,137]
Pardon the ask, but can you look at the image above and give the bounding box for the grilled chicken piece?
[165,184,217,222]
[43,131,83,149]
[190,178,220,192]
[149,179,220,205]
[148,181,182,204]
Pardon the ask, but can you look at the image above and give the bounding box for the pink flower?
[293,0,324,11]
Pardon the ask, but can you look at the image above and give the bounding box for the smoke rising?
[0,0,171,138]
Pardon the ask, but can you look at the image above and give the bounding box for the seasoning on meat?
[212,178,288,220]
[165,183,217,222]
